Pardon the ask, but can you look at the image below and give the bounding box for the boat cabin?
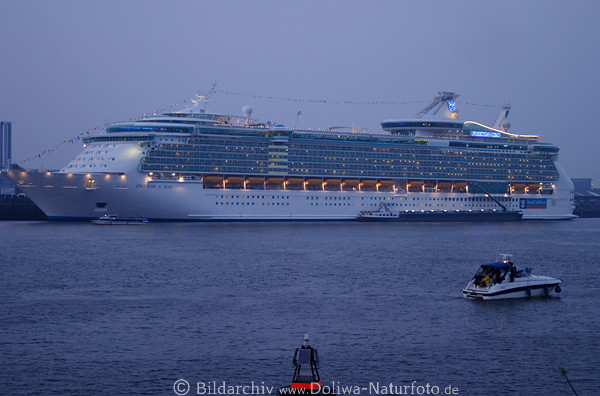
[471,259,527,287]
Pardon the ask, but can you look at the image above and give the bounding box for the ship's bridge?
[104,109,275,135]
[106,123,196,134]
[381,119,464,136]
[382,118,540,143]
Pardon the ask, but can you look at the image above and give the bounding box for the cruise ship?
[6,91,576,221]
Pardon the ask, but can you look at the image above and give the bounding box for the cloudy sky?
[1,0,599,182]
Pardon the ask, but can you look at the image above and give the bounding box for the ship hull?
[6,170,577,221]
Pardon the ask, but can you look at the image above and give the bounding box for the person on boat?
[490,269,500,284]
[508,262,515,282]
[483,274,491,286]
[476,272,485,287]
[477,271,489,287]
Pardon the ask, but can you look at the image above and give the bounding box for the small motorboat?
[462,254,562,300]
[278,335,334,395]
[91,214,148,225]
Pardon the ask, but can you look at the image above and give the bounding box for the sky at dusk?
[1,0,599,183]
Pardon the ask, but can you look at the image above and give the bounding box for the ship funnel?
[492,105,511,131]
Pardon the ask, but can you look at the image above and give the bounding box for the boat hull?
[463,282,561,300]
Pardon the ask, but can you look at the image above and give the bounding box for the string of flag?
[21,129,95,164]
[19,104,179,163]
[216,90,504,108]
[216,89,428,105]
[20,105,181,163]
[459,101,506,108]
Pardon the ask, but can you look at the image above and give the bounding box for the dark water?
[1,220,599,395]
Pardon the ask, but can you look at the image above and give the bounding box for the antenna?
[242,105,253,126]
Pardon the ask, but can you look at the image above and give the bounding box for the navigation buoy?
[277,334,335,395]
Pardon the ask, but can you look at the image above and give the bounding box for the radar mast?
[186,82,217,113]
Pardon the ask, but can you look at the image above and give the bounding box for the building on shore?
[572,178,600,218]
[1,121,11,169]
[1,121,15,195]
[572,178,593,192]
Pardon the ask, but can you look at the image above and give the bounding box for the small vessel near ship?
[91,214,148,225]
[278,335,334,395]
[358,205,523,222]
[462,254,562,300]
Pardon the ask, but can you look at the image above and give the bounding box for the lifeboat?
[437,181,452,191]
[202,175,223,184]
[225,176,245,183]
[378,180,395,191]
[278,335,334,396]
[285,178,304,190]
[510,183,526,193]
[452,181,468,192]
[324,179,342,191]
[342,179,359,186]
[341,179,359,191]
[407,180,423,192]
[359,179,377,191]
[306,178,323,185]
[246,177,265,184]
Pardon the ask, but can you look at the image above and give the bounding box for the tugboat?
[278,335,334,395]
[358,195,523,223]
[357,208,523,222]
[462,254,562,300]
